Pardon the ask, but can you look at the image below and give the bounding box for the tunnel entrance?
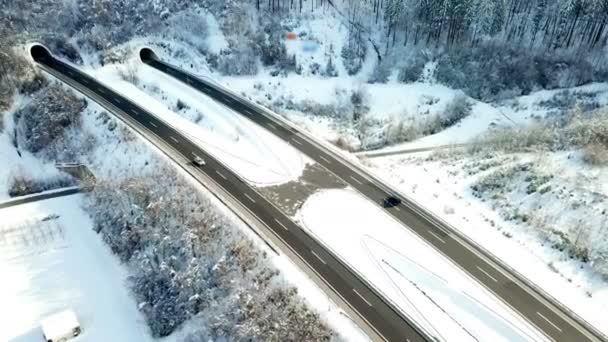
[139,48,158,63]
[30,44,52,63]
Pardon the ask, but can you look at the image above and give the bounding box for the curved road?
[31,44,433,342]
[139,47,606,342]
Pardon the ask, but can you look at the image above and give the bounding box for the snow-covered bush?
[14,86,86,154]
[323,56,338,77]
[435,41,599,101]
[582,143,608,165]
[85,165,335,339]
[341,28,366,76]
[118,62,140,85]
[368,61,391,84]
[217,47,259,76]
[441,94,471,127]
[398,53,429,83]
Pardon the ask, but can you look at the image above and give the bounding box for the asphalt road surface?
[139,48,606,342]
[31,44,434,342]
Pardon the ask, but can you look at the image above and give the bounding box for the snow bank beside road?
[299,188,546,342]
[0,195,152,342]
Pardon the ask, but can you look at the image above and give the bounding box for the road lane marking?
[244,193,256,203]
[353,289,373,307]
[149,121,158,128]
[537,312,563,332]
[215,170,227,180]
[245,109,256,116]
[292,138,303,146]
[394,206,401,211]
[476,266,499,283]
[130,109,139,116]
[311,250,327,265]
[319,155,331,164]
[428,230,446,244]
[266,122,277,130]
[349,176,363,185]
[98,88,106,95]
[113,98,122,105]
[81,78,89,84]
[169,136,179,143]
[274,219,289,231]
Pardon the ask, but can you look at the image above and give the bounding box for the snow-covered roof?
[41,309,80,339]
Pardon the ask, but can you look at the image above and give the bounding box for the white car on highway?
[193,156,206,166]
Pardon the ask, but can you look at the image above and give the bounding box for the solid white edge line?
[215,170,227,180]
[353,289,373,307]
[244,193,256,203]
[274,218,289,231]
[476,266,499,283]
[311,250,327,265]
[537,312,563,333]
[428,230,446,244]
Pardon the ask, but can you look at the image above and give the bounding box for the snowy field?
[0,195,152,342]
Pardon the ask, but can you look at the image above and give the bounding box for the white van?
[41,309,81,342]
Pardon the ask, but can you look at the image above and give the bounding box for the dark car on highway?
[382,196,401,208]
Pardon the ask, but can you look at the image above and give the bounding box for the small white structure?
[41,309,81,342]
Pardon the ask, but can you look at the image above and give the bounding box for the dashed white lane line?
[113,98,122,105]
[98,88,106,95]
[476,265,499,283]
[394,206,401,212]
[266,122,277,130]
[244,193,256,203]
[428,230,446,244]
[130,109,139,116]
[149,121,158,128]
[311,250,327,265]
[215,170,228,180]
[292,138,303,146]
[349,176,364,185]
[169,136,179,143]
[537,312,563,332]
[353,289,373,307]
[319,155,331,164]
[274,219,289,231]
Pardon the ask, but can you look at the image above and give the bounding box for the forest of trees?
[253,0,608,53]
